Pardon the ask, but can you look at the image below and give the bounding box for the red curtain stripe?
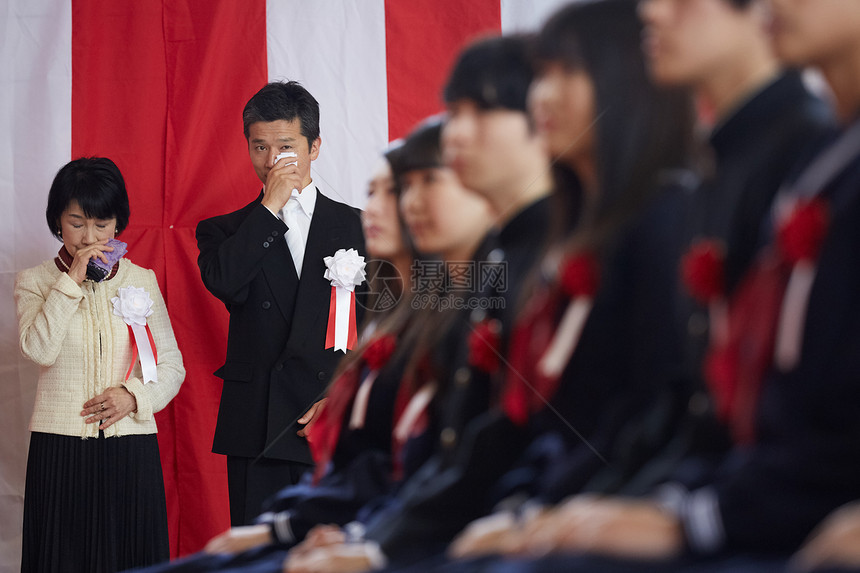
[384,0,501,140]
[72,0,266,556]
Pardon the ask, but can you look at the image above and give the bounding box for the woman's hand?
[204,524,273,555]
[67,240,114,285]
[82,386,137,430]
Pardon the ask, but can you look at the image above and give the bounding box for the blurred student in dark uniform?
[283,35,557,572]
[285,3,694,569]
[448,0,695,561]
[638,0,834,457]
[485,0,860,567]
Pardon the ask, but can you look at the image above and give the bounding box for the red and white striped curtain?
[0,0,567,566]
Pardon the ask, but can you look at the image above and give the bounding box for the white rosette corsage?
[112,286,158,384]
[323,248,366,352]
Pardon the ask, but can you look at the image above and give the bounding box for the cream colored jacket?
[15,258,185,438]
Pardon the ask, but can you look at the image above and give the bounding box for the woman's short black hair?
[388,116,444,185]
[443,35,534,112]
[46,157,131,239]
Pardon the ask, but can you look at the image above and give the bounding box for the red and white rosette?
[111,286,158,384]
[537,253,600,379]
[774,197,829,371]
[323,248,366,353]
[681,239,729,346]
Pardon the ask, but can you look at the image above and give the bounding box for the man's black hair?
[242,81,320,151]
[443,35,533,112]
[388,116,444,183]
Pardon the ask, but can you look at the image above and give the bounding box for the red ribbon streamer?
[324,286,358,351]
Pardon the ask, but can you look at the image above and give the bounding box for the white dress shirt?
[264,182,316,277]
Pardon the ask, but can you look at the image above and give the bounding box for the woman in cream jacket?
[15,157,184,573]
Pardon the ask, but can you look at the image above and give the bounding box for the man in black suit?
[196,81,365,526]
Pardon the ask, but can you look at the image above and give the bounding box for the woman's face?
[58,200,117,256]
[399,166,492,259]
[528,62,596,167]
[362,158,404,260]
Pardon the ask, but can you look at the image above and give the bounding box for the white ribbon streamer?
[130,323,158,384]
[774,261,817,372]
[394,382,437,443]
[334,286,352,352]
[537,298,593,380]
[349,371,377,430]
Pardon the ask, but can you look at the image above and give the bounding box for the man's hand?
[284,543,375,573]
[204,524,273,555]
[297,398,328,438]
[262,155,304,214]
[448,511,522,559]
[289,525,347,560]
[793,501,860,572]
[517,496,683,560]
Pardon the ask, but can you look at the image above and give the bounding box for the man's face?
[441,99,534,198]
[247,119,320,188]
[639,0,761,87]
[769,0,860,68]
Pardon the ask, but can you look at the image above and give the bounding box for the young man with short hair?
[197,81,365,527]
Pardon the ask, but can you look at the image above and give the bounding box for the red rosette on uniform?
[777,197,829,265]
[681,239,726,305]
[502,252,600,426]
[701,253,791,444]
[468,319,502,374]
[363,334,397,371]
[559,252,600,299]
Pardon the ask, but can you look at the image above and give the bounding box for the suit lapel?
[255,190,299,322]
[289,190,347,349]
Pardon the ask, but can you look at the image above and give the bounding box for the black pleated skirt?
[22,431,169,573]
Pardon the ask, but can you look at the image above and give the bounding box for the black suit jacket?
[197,189,365,464]
[704,142,860,555]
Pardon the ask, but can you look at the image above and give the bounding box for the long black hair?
[378,117,461,385]
[535,0,694,253]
